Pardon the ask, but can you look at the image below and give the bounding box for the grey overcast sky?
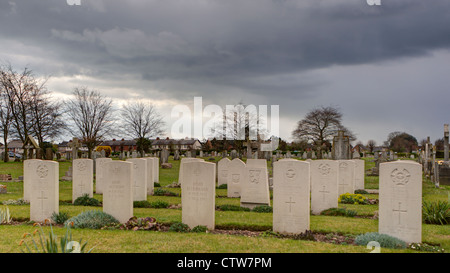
[1,0,449,145]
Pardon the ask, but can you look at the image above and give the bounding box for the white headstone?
[379,161,422,243]
[30,161,59,222]
[246,159,267,168]
[310,160,339,215]
[273,159,310,234]
[72,159,94,203]
[126,158,148,201]
[144,157,155,195]
[353,159,365,190]
[152,157,159,183]
[103,161,134,223]
[338,160,355,195]
[181,161,216,230]
[23,159,43,202]
[217,158,231,186]
[240,164,270,209]
[227,158,245,198]
[94,158,112,194]
[179,158,204,184]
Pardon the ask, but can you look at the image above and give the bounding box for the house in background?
[150,138,202,151]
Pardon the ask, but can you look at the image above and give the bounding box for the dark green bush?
[133,201,151,208]
[169,222,190,233]
[252,205,272,213]
[217,184,227,189]
[150,200,169,209]
[354,189,369,194]
[355,232,407,249]
[154,183,161,188]
[191,225,208,233]
[73,194,101,207]
[51,212,70,225]
[320,208,357,217]
[154,188,178,197]
[216,205,251,212]
[65,210,119,229]
[422,201,450,225]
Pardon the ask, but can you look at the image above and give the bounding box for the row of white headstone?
[23,158,160,223]
[180,158,422,244]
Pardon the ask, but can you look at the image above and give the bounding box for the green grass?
[0,157,449,253]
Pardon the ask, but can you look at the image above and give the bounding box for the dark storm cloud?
[1,0,450,142]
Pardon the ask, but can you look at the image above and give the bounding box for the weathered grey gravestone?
[69,138,82,160]
[273,159,310,235]
[444,124,449,162]
[379,161,422,243]
[437,161,450,186]
[181,161,216,230]
[332,131,351,160]
[30,161,59,222]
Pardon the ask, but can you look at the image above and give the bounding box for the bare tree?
[292,105,355,158]
[65,87,115,158]
[120,100,165,155]
[367,139,377,153]
[0,86,12,162]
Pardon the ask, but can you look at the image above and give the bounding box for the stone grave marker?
[72,159,94,203]
[353,159,365,190]
[103,161,134,223]
[227,158,245,198]
[30,161,59,222]
[338,160,355,195]
[126,158,148,201]
[379,161,422,243]
[181,161,216,230]
[273,159,310,234]
[178,158,204,185]
[144,157,155,195]
[310,160,339,215]
[240,165,270,209]
[23,159,43,202]
[95,158,112,194]
[217,158,231,186]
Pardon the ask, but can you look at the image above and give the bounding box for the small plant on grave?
[422,200,450,225]
[149,200,170,209]
[354,189,369,194]
[169,222,191,233]
[65,210,119,229]
[51,212,70,225]
[252,205,273,213]
[409,242,445,253]
[19,220,93,253]
[217,184,227,189]
[338,193,368,205]
[73,194,101,207]
[2,198,29,205]
[191,225,208,233]
[260,230,283,238]
[154,182,161,188]
[320,208,357,217]
[123,216,161,231]
[354,232,407,249]
[0,206,12,224]
[291,230,316,242]
[154,188,178,197]
[216,204,251,212]
[133,200,151,208]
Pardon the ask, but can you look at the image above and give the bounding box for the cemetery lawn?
[0,158,449,253]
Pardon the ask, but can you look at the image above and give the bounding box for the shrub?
[51,212,70,225]
[154,188,178,197]
[191,225,208,233]
[216,205,251,212]
[422,201,450,225]
[338,193,368,205]
[95,146,112,157]
[107,216,161,231]
[320,208,357,217]
[150,200,169,209]
[2,198,29,205]
[217,184,227,189]
[154,183,161,188]
[252,205,273,213]
[354,189,369,194]
[73,194,101,207]
[169,222,190,233]
[354,232,407,249]
[65,210,119,229]
[133,201,151,208]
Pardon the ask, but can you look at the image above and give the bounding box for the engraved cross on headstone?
[285,197,295,213]
[392,201,407,225]
[38,190,48,218]
[319,185,330,202]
